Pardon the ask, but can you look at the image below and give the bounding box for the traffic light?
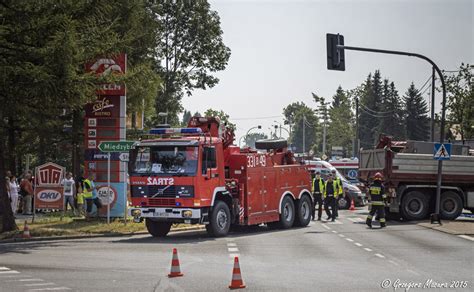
[326,33,345,71]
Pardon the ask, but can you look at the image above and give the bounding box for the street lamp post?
[241,125,262,147]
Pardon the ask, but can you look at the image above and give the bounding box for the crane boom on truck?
[359,135,474,220]
[128,117,313,237]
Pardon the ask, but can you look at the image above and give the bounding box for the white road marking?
[347,218,357,222]
[375,253,385,258]
[25,283,56,287]
[332,230,338,234]
[458,235,474,242]
[0,267,11,271]
[354,243,363,247]
[389,260,400,266]
[321,224,331,230]
[229,253,240,258]
[228,247,239,252]
[227,243,237,247]
[18,279,44,282]
[345,238,354,242]
[364,248,373,252]
[28,287,71,291]
[0,270,20,274]
[332,219,343,224]
[338,234,345,238]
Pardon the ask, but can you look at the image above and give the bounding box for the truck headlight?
[131,209,141,217]
[182,210,192,218]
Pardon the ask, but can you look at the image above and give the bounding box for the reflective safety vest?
[369,182,386,206]
[82,179,93,199]
[334,177,343,196]
[324,181,340,198]
[312,177,325,193]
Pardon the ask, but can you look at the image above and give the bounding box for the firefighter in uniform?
[324,174,339,222]
[366,172,387,228]
[311,171,325,221]
[331,169,343,218]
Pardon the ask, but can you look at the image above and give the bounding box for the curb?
[417,222,473,236]
[0,225,206,244]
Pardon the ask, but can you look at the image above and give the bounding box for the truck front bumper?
[129,207,203,223]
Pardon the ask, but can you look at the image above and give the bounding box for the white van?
[304,160,367,209]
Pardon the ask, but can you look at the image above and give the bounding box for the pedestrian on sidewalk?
[323,174,338,222]
[61,172,76,215]
[8,174,20,215]
[311,171,325,221]
[331,169,343,218]
[20,173,34,215]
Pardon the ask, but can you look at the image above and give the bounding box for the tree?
[283,102,318,153]
[444,63,473,140]
[181,110,192,127]
[405,83,430,141]
[244,133,268,148]
[379,80,406,139]
[327,86,354,157]
[151,1,231,124]
[204,109,236,131]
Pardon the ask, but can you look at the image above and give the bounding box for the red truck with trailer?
[128,117,313,237]
[359,135,474,220]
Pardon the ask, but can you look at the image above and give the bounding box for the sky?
[182,0,473,144]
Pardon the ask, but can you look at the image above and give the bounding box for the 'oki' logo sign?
[37,190,62,202]
[35,162,65,186]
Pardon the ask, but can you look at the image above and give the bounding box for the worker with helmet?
[366,172,387,228]
[311,170,325,221]
[323,174,340,222]
[331,169,343,218]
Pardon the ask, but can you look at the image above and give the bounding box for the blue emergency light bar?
[149,128,202,135]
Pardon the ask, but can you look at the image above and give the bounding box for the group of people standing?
[5,170,34,215]
[5,170,102,219]
[311,169,344,222]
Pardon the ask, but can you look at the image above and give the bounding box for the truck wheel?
[400,191,429,220]
[279,196,295,229]
[207,201,231,237]
[294,195,312,227]
[145,219,172,237]
[440,191,463,220]
[337,196,351,210]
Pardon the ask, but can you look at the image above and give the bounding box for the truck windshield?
[131,146,198,176]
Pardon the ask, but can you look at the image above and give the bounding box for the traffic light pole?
[336,44,447,224]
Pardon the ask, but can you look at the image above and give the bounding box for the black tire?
[255,139,287,150]
[278,196,295,229]
[294,195,312,227]
[207,201,231,237]
[145,219,172,237]
[400,191,430,220]
[337,196,351,210]
[440,191,463,220]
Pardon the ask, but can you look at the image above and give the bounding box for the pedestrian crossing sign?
[433,143,451,160]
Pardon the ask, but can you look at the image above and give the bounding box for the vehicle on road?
[304,160,366,209]
[359,135,474,220]
[128,117,312,237]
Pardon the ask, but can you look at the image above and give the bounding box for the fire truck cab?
[128,117,313,237]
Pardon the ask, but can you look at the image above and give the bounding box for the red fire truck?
[128,117,313,237]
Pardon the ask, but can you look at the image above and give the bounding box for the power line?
[359,103,394,115]
[417,74,433,93]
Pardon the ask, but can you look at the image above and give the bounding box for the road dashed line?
[338,234,345,238]
[375,253,385,258]
[389,260,400,266]
[321,224,331,230]
[364,248,373,252]
[0,266,71,291]
[345,238,354,242]
[331,230,338,234]
[227,241,240,259]
[354,242,363,247]
[25,283,56,287]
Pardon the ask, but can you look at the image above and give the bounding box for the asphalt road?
[1,209,473,292]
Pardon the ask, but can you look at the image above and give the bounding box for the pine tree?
[327,86,354,157]
[405,83,430,141]
[379,80,406,139]
[181,110,192,126]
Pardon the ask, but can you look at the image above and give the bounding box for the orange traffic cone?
[229,256,246,289]
[349,198,355,211]
[22,220,31,239]
[168,248,183,277]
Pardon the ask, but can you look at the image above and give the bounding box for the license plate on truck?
[155,212,169,217]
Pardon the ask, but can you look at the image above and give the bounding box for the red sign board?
[85,54,127,96]
[34,162,65,210]
[85,96,122,118]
